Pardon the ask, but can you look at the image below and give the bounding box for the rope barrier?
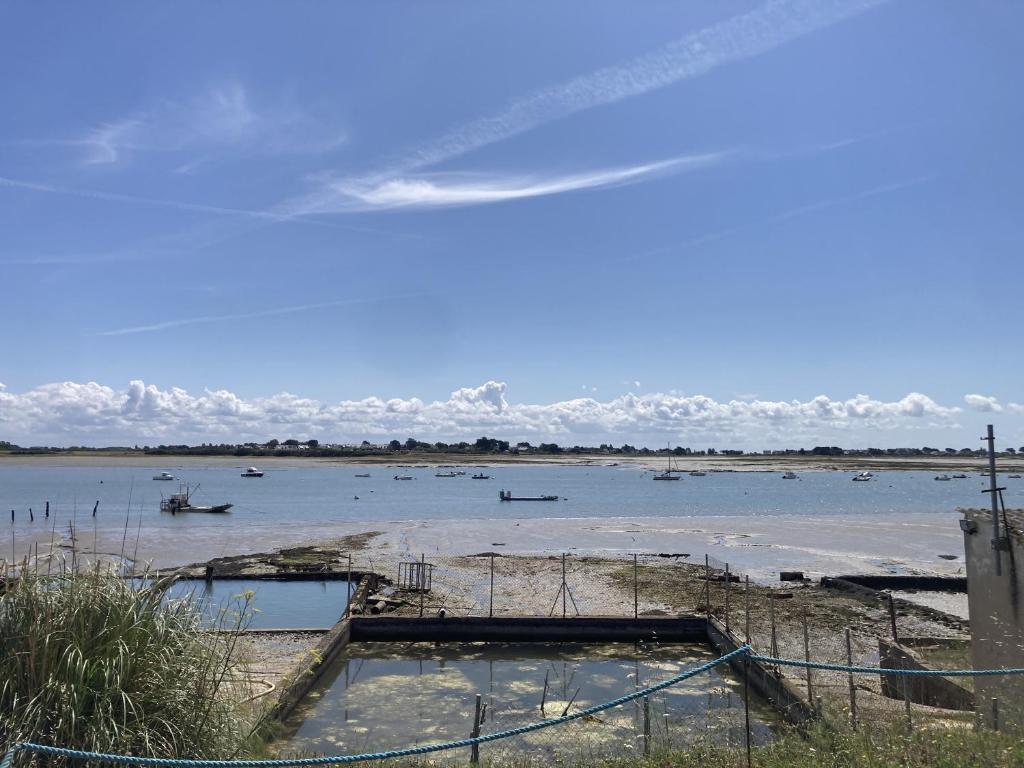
[5,645,1024,768]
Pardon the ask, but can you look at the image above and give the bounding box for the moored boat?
[354,473,371,478]
[472,473,490,479]
[159,485,232,514]
[934,474,952,481]
[153,471,175,481]
[240,466,264,478]
[782,471,797,479]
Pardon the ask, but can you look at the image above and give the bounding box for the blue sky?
[1,0,1022,447]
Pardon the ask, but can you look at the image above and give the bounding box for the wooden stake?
[846,628,857,729]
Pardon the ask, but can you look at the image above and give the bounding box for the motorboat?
[435,471,459,477]
[852,472,873,482]
[160,484,231,514]
[934,474,952,481]
[394,475,413,480]
[689,470,707,477]
[472,473,490,479]
[782,471,798,480]
[240,467,264,478]
[153,471,175,481]
[952,473,968,479]
[354,473,371,478]
[1009,474,1022,479]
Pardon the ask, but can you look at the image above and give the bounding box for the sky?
[1,0,1023,449]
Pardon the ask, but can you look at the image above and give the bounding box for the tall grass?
[1,567,262,764]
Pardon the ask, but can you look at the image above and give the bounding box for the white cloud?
[297,154,723,213]
[0,379,971,447]
[964,394,1003,413]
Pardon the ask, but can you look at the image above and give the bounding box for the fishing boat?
[934,474,952,481]
[472,473,490,479]
[240,466,264,478]
[152,471,175,481]
[782,471,798,480]
[499,490,558,501]
[159,485,232,515]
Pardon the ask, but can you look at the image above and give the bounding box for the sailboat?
[653,451,681,481]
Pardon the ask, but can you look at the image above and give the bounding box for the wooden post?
[743,655,752,768]
[643,695,651,756]
[846,628,857,729]
[346,554,352,618]
[470,693,482,763]
[769,596,778,658]
[704,554,711,620]
[992,698,1000,732]
[725,563,731,634]
[633,553,639,619]
[802,609,812,701]
[744,575,751,644]
[902,673,912,732]
[489,553,495,618]
[561,553,567,619]
[419,554,425,618]
[888,593,898,642]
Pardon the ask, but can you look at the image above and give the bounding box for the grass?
[1,566,266,764]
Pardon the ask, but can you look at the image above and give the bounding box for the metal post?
[846,628,857,729]
[470,693,482,763]
[561,553,567,619]
[769,596,778,658]
[985,424,1003,576]
[743,655,752,768]
[633,554,639,619]
[489,553,495,618]
[419,554,425,618]
[888,593,898,642]
[643,695,651,756]
[744,575,751,644]
[902,673,912,732]
[802,609,812,701]
[725,563,731,634]
[992,698,1000,732]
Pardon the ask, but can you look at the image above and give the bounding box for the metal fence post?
[846,628,857,729]
[769,595,778,658]
[744,575,750,644]
[633,553,639,619]
[802,608,812,701]
[704,554,711,620]
[346,554,352,618]
[643,695,651,756]
[489,553,495,618]
[561,553,567,619]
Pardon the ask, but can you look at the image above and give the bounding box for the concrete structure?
[960,507,1024,729]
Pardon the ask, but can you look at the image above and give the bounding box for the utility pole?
[983,425,1005,576]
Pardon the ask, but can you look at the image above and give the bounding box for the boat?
[934,474,952,481]
[499,490,558,501]
[653,452,681,481]
[435,471,459,478]
[354,473,371,478]
[159,485,232,515]
[782,471,798,480]
[472,473,490,479]
[1010,474,1022,479]
[394,475,413,480]
[952,473,968,479]
[152,471,175,481]
[852,472,873,482]
[240,467,264,478]
[689,470,707,477]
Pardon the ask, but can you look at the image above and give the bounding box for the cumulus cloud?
[964,394,1003,412]
[0,379,972,447]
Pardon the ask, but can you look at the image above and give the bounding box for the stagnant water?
[279,642,780,762]
[161,578,352,629]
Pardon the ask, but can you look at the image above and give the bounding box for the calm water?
[1,463,1004,554]
[162,578,352,629]
[279,641,778,760]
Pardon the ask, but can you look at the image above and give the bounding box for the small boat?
[240,467,264,478]
[472,473,490,479]
[499,490,558,501]
[1009,474,1022,479]
[952,473,968,479]
[852,472,873,482]
[394,475,413,480]
[152,471,175,481]
[159,485,231,515]
[934,474,952,481]
[354,473,371,478]
[689,470,707,477]
[782,471,797,480]
[435,471,459,478]
[653,453,681,480]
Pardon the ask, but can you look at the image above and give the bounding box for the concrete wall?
[961,509,1024,730]
[877,638,974,711]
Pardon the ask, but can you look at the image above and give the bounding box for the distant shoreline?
[1,450,1020,473]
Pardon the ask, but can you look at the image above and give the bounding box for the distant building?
[960,507,1024,729]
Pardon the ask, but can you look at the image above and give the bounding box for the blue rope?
[749,654,1024,677]
[7,646,1024,768]
[1,646,750,767]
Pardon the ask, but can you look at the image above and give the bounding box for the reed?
[1,566,262,764]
